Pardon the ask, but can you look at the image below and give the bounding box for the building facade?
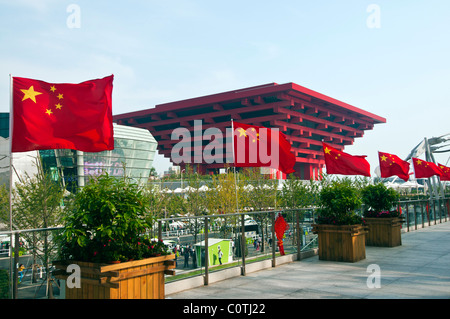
[114,82,386,179]
[0,123,158,191]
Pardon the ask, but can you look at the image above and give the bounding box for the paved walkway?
[167,221,450,299]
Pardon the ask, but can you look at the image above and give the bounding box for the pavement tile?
[167,221,450,300]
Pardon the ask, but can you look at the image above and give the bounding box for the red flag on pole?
[412,158,443,179]
[12,75,114,153]
[233,122,296,174]
[438,163,450,181]
[378,151,410,182]
[322,142,370,177]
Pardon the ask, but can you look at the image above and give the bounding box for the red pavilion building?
[114,82,386,179]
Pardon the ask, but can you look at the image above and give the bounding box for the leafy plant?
[280,174,319,209]
[316,178,364,225]
[58,173,169,263]
[0,269,9,299]
[361,183,400,218]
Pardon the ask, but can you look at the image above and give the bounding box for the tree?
[208,168,240,214]
[182,165,208,244]
[239,168,278,211]
[184,166,206,216]
[280,175,319,209]
[206,168,243,238]
[0,184,9,228]
[148,167,158,180]
[279,174,321,247]
[11,158,66,291]
[240,168,278,253]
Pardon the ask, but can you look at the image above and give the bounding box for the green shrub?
[0,269,10,299]
[58,174,168,263]
[317,178,364,225]
[361,183,400,217]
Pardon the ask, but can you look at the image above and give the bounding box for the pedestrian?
[192,248,197,268]
[218,246,223,265]
[184,245,190,268]
[173,246,178,266]
[18,264,24,283]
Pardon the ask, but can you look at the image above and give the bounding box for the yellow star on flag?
[237,127,247,137]
[45,109,53,116]
[21,86,42,103]
[50,85,56,92]
[380,155,387,161]
[55,103,63,110]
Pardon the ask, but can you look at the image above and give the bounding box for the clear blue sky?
[1,0,450,175]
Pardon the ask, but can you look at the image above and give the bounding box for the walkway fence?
[0,197,449,299]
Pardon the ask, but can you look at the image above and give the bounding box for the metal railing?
[157,208,318,285]
[0,227,63,299]
[0,197,449,299]
[398,197,450,231]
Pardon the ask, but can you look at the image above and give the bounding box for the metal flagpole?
[424,137,439,200]
[426,139,445,199]
[232,119,246,275]
[8,74,14,298]
[231,119,239,214]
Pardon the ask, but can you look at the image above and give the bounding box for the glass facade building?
[0,113,9,138]
[0,123,157,192]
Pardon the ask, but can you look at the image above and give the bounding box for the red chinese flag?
[412,158,443,179]
[378,151,410,182]
[12,75,114,153]
[322,142,370,177]
[438,163,450,181]
[233,122,296,174]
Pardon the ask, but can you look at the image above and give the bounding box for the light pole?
[181,168,185,190]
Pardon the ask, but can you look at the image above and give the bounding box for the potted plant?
[361,183,403,247]
[312,178,367,262]
[53,174,175,299]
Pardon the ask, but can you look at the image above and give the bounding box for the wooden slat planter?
[312,224,368,262]
[365,217,403,247]
[53,254,175,299]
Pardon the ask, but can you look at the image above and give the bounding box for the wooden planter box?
[53,254,175,299]
[312,224,368,262]
[365,217,403,247]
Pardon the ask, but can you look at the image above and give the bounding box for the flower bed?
[364,210,400,218]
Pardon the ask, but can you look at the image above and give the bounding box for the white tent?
[398,181,424,189]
